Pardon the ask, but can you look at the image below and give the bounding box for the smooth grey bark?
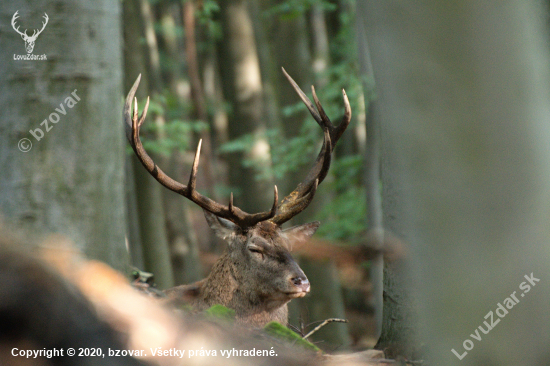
[356,3,384,341]
[0,0,128,271]
[362,0,550,364]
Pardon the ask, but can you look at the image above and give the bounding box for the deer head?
[11,11,49,54]
[124,69,351,326]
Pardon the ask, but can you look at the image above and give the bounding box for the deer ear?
[203,210,238,240]
[283,221,320,244]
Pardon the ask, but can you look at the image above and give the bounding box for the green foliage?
[217,132,274,182]
[316,186,367,243]
[218,122,320,182]
[217,133,255,154]
[219,130,367,244]
[130,95,208,158]
[268,121,320,180]
[218,0,369,245]
[263,321,321,352]
[315,156,367,244]
[195,0,222,44]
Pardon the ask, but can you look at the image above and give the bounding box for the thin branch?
[303,318,348,339]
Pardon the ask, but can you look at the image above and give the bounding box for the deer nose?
[292,276,310,292]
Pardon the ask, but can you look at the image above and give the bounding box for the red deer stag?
[123,69,351,327]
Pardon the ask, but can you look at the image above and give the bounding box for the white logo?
[11,10,48,54]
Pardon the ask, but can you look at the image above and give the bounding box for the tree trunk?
[299,259,351,350]
[266,1,312,152]
[153,1,205,285]
[258,2,350,347]
[356,4,383,340]
[125,0,174,289]
[362,0,550,364]
[310,3,330,87]
[217,0,274,213]
[123,0,148,270]
[0,0,128,271]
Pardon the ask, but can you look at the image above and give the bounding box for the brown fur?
[165,215,319,327]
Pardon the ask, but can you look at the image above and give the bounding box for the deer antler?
[31,13,49,39]
[269,68,352,225]
[124,74,278,228]
[11,11,27,38]
[11,11,48,40]
[124,69,350,228]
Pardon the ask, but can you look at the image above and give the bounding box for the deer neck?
[198,253,238,306]
[197,252,289,326]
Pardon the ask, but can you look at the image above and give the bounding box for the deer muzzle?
[287,273,310,298]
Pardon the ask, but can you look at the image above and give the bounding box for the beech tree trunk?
[356,2,384,341]
[125,0,174,289]
[0,0,128,271]
[217,0,274,213]
[362,0,550,363]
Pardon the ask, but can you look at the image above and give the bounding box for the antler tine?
[270,185,279,216]
[124,75,278,228]
[270,69,351,226]
[11,11,26,36]
[124,77,186,195]
[138,96,149,128]
[281,67,323,127]
[36,13,48,35]
[187,139,202,193]
[311,85,331,130]
[334,89,352,144]
[229,192,234,213]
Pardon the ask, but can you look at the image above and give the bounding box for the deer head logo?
[11,11,49,54]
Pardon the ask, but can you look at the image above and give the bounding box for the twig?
[303,318,348,339]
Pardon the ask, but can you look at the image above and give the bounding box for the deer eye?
[248,247,264,259]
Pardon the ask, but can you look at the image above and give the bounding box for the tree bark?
[152,1,205,285]
[123,0,148,270]
[125,0,174,289]
[362,0,550,363]
[310,3,330,88]
[299,259,351,350]
[258,2,350,347]
[356,3,383,340]
[0,0,127,271]
[217,0,274,213]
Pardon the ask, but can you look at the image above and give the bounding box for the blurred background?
[3,1,550,364]
[0,0,378,353]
